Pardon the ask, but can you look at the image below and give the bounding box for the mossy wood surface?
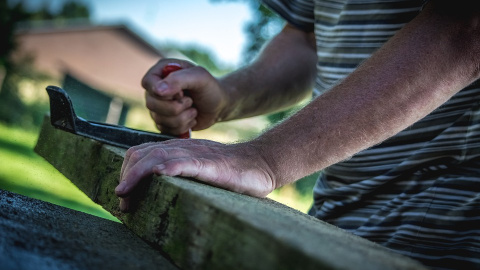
[35,116,427,270]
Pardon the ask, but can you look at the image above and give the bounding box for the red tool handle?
[161,62,183,77]
[161,63,191,139]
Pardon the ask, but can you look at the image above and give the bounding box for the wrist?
[216,77,237,122]
[246,139,280,191]
[234,141,278,196]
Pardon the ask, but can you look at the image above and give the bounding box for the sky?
[21,0,254,67]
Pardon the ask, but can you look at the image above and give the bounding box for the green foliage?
[210,0,284,63]
[266,108,295,125]
[0,0,29,68]
[0,54,50,128]
[0,0,91,129]
[26,0,91,26]
[177,45,231,75]
[242,2,284,63]
[11,0,91,22]
[161,43,234,76]
[184,49,219,73]
[57,1,90,20]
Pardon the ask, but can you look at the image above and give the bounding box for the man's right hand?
[141,59,229,135]
[115,139,277,212]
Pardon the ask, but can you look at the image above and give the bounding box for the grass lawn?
[0,122,117,221]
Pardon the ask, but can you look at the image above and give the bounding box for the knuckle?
[141,77,149,90]
[170,104,184,115]
[156,124,166,133]
[151,147,168,159]
[191,158,203,170]
[128,150,143,162]
[193,66,209,76]
[141,74,155,91]
[183,97,193,109]
[159,160,177,175]
[177,112,190,124]
[125,147,137,158]
[163,118,181,129]
[149,112,160,123]
[165,160,180,170]
[145,98,157,111]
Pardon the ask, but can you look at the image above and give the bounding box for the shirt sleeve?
[262,0,315,32]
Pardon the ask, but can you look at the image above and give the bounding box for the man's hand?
[115,140,276,212]
[142,59,229,135]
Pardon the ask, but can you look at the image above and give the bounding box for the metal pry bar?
[45,85,176,149]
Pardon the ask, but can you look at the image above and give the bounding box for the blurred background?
[0,0,317,220]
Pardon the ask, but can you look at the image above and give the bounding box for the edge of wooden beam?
[35,115,427,270]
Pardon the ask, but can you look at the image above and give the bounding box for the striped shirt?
[262,0,480,269]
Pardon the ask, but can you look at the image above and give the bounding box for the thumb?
[152,80,184,99]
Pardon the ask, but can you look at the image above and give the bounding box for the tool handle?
[161,63,191,139]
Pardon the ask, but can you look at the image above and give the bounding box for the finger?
[118,143,165,212]
[145,92,193,117]
[151,80,183,97]
[142,61,195,96]
[156,119,197,136]
[147,66,214,99]
[142,60,192,89]
[153,157,223,185]
[120,142,157,181]
[153,155,269,197]
[118,152,163,198]
[116,146,189,197]
[149,107,195,128]
[116,157,159,198]
[162,66,213,93]
[153,108,197,135]
[119,197,131,212]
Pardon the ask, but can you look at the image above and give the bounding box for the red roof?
[15,24,164,103]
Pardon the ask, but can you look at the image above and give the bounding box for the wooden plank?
[35,115,427,270]
[0,189,177,270]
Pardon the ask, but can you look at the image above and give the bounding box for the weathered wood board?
[35,116,427,270]
[0,189,177,270]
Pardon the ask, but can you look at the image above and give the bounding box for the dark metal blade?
[45,85,176,149]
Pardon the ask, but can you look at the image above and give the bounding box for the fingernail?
[189,109,197,118]
[120,199,128,212]
[115,181,126,194]
[185,98,193,108]
[155,82,168,94]
[153,164,166,174]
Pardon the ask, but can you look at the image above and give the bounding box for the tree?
[0,0,29,69]
[58,1,90,20]
[210,0,284,63]
[0,0,91,128]
[242,2,284,63]
[0,0,31,125]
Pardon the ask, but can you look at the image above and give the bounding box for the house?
[14,22,168,125]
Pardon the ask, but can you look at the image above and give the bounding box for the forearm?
[218,24,317,121]
[254,1,480,188]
